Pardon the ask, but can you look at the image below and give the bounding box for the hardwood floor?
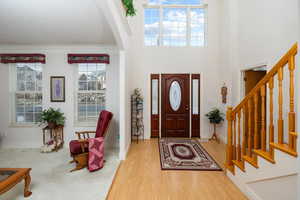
[107,139,248,200]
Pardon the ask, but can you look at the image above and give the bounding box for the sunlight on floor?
[107,139,248,200]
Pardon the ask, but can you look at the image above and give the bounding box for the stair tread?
[270,142,298,157]
[232,160,245,172]
[253,149,275,164]
[225,163,235,175]
[242,155,259,168]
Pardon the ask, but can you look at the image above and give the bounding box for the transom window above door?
[144,0,207,47]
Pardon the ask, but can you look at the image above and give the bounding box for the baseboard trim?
[119,141,131,160]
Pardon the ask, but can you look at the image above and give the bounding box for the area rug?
[158,138,222,171]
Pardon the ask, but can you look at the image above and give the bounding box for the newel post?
[226,107,234,169]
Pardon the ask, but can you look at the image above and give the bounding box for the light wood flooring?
[107,139,248,200]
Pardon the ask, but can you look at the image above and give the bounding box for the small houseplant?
[205,108,225,142]
[40,108,65,128]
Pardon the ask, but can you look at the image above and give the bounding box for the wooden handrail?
[232,43,297,115]
[226,43,298,174]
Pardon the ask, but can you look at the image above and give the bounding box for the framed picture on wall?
[50,76,65,102]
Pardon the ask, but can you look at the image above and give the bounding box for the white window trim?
[144,3,208,47]
[9,63,43,127]
[73,64,106,127]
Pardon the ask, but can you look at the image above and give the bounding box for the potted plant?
[205,108,225,142]
[40,108,65,128]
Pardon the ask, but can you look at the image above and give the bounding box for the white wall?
[0,45,120,150]
[219,0,299,145]
[124,0,299,144]
[222,0,300,198]
[127,0,228,141]
[248,174,297,200]
[224,0,299,106]
[118,50,132,159]
[95,0,131,51]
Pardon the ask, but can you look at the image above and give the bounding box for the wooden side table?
[0,168,32,197]
[42,125,64,151]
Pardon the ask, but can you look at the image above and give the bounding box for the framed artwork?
[50,76,65,102]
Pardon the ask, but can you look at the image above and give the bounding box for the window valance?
[67,54,110,64]
[0,54,46,64]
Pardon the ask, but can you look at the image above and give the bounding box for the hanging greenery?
[122,0,137,16]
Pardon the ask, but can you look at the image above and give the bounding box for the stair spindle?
[288,55,296,150]
[242,105,247,157]
[278,67,284,144]
[233,116,237,160]
[269,77,274,156]
[261,85,266,151]
[226,107,234,169]
[254,93,259,149]
[238,110,242,161]
[247,99,253,157]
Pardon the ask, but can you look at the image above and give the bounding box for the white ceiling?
[0,0,116,45]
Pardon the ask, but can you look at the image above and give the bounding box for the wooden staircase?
[225,43,298,175]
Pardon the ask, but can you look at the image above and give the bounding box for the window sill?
[74,121,97,127]
[9,123,40,128]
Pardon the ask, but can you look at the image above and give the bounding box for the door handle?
[185,105,189,110]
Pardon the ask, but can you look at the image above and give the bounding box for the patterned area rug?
[158,138,222,171]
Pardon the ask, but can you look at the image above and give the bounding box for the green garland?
[122,0,137,16]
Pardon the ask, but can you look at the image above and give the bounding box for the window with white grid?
[144,8,160,46]
[144,0,206,47]
[77,63,106,122]
[162,8,187,46]
[13,63,43,124]
[190,8,205,46]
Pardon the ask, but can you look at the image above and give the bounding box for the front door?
[161,74,190,137]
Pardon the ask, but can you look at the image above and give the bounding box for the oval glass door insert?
[169,81,182,111]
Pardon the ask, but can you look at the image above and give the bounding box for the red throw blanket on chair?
[88,137,104,172]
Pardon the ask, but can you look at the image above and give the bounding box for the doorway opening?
[242,66,267,97]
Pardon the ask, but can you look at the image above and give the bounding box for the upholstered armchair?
[69,110,113,172]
